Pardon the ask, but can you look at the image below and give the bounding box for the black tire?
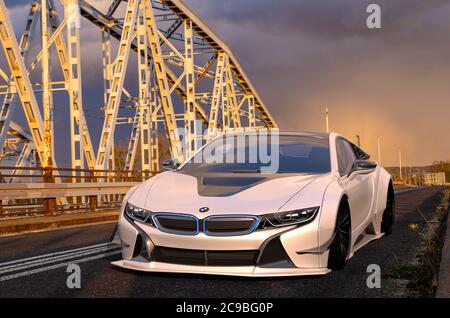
[327,200,351,271]
[381,183,395,236]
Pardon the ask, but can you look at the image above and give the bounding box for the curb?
[394,187,424,194]
[436,207,450,298]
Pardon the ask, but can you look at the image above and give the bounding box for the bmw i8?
[112,131,394,277]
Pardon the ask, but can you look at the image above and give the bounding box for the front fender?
[277,175,344,269]
[317,179,346,268]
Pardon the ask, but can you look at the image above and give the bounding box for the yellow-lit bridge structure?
[0,0,277,215]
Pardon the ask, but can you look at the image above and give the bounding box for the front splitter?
[111,259,330,277]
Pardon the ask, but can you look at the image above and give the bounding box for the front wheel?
[327,201,351,271]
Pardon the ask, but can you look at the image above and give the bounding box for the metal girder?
[101,29,112,109]
[94,0,139,171]
[161,0,277,128]
[103,2,170,175]
[41,0,54,171]
[2,0,97,174]
[206,51,225,141]
[77,0,275,160]
[0,0,39,159]
[78,1,209,126]
[137,0,152,172]
[65,0,96,176]
[221,60,231,131]
[247,94,256,129]
[161,18,182,44]
[183,19,196,158]
[124,110,139,171]
[98,0,173,172]
[59,0,96,169]
[107,0,122,16]
[1,0,278,187]
[101,26,116,177]
[0,122,34,166]
[7,141,35,184]
[144,0,183,162]
[0,0,47,164]
[165,65,208,126]
[223,53,241,129]
[149,87,159,172]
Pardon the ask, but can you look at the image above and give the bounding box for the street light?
[377,136,381,164]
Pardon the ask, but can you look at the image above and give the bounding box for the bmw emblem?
[199,207,209,213]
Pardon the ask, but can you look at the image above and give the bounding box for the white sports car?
[112,131,394,277]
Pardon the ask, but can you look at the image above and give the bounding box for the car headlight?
[258,206,320,230]
[124,202,154,225]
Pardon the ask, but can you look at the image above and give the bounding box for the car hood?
[129,171,326,217]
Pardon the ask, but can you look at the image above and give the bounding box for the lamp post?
[377,136,381,164]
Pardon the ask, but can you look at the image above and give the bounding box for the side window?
[336,139,357,176]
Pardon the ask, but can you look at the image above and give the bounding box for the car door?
[336,138,375,230]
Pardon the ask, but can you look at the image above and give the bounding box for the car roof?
[222,130,330,140]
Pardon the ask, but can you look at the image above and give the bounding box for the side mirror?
[348,160,377,177]
[161,159,180,171]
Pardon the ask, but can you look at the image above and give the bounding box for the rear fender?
[374,168,393,232]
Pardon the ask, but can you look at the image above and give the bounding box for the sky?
[2,0,450,167]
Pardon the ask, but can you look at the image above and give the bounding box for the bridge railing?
[0,166,155,183]
[0,166,155,220]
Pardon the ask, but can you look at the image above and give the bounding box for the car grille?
[204,216,259,236]
[151,246,259,266]
[152,214,198,235]
[151,213,259,236]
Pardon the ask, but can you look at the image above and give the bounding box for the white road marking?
[0,250,122,282]
[0,241,123,282]
[0,245,120,274]
[0,242,113,267]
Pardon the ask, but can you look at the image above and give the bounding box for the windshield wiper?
[230,169,261,173]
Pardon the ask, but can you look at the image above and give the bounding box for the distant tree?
[113,140,128,171]
[113,132,171,172]
[431,161,450,172]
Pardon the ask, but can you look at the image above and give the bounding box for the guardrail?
[0,182,139,219]
[0,182,139,200]
[0,166,153,219]
[0,166,154,218]
[0,166,154,183]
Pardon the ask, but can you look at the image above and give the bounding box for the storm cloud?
[185,0,450,166]
[2,0,450,166]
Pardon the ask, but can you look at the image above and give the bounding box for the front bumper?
[111,259,330,277]
[112,208,331,277]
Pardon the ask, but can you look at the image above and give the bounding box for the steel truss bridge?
[0,0,277,216]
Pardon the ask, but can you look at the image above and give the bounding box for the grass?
[387,189,449,297]
[389,261,421,280]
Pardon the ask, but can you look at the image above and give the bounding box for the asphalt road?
[0,187,444,298]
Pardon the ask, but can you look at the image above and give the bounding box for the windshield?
[181,134,331,174]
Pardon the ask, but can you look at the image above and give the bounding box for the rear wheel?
[327,201,351,271]
[381,183,395,235]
